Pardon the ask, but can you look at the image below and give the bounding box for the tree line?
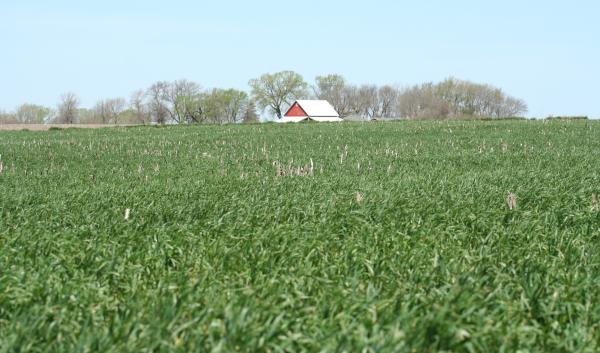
[0,72,528,124]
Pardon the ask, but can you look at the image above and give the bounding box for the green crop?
[1,120,600,352]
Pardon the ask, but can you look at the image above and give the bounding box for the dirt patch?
[0,124,139,131]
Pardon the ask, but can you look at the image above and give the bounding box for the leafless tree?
[355,85,379,119]
[314,74,352,117]
[243,101,259,123]
[378,85,399,118]
[0,109,16,124]
[146,80,202,124]
[56,92,80,123]
[130,90,150,124]
[147,81,170,124]
[107,98,126,124]
[502,97,528,117]
[93,98,126,124]
[93,100,109,123]
[396,79,527,119]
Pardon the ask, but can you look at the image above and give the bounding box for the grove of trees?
[0,72,528,124]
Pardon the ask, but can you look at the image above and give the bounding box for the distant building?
[280,100,342,122]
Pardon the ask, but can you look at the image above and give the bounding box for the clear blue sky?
[1,0,599,118]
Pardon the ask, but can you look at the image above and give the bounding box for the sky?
[1,0,599,118]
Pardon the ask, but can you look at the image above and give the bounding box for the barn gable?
[282,100,342,122]
[285,102,308,117]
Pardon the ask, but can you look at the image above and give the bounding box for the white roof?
[294,100,340,117]
[279,116,308,123]
[278,116,343,123]
[309,116,343,122]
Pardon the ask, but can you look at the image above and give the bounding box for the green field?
[1,121,600,352]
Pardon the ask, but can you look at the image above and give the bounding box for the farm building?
[280,100,342,122]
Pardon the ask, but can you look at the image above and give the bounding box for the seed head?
[356,192,364,203]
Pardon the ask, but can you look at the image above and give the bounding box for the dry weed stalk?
[506,192,517,210]
[0,159,3,175]
[273,160,314,177]
[592,194,598,212]
[356,192,364,203]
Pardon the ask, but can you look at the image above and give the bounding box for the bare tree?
[314,74,351,117]
[396,79,527,119]
[145,80,202,124]
[92,98,126,124]
[93,100,109,123]
[355,85,379,119]
[502,97,528,117]
[340,85,359,117]
[0,109,16,124]
[56,92,80,123]
[130,90,150,124]
[243,101,259,123]
[107,98,126,124]
[147,82,170,124]
[378,85,399,118]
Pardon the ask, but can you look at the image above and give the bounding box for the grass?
[1,120,600,352]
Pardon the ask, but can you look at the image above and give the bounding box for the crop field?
[1,120,600,352]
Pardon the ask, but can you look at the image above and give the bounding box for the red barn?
[281,100,342,122]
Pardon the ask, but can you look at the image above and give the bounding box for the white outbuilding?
[280,100,342,122]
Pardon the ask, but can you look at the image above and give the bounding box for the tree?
[378,85,399,118]
[93,100,109,123]
[314,74,351,117]
[56,92,80,123]
[0,109,16,124]
[249,71,308,119]
[355,84,379,119]
[77,108,95,123]
[130,90,150,124]
[169,79,202,123]
[147,82,170,124]
[14,104,52,124]
[176,93,204,123]
[395,79,527,119]
[92,98,126,124]
[107,98,126,124]
[146,80,202,124]
[243,101,259,123]
[198,88,249,124]
[217,88,248,123]
[502,97,528,117]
